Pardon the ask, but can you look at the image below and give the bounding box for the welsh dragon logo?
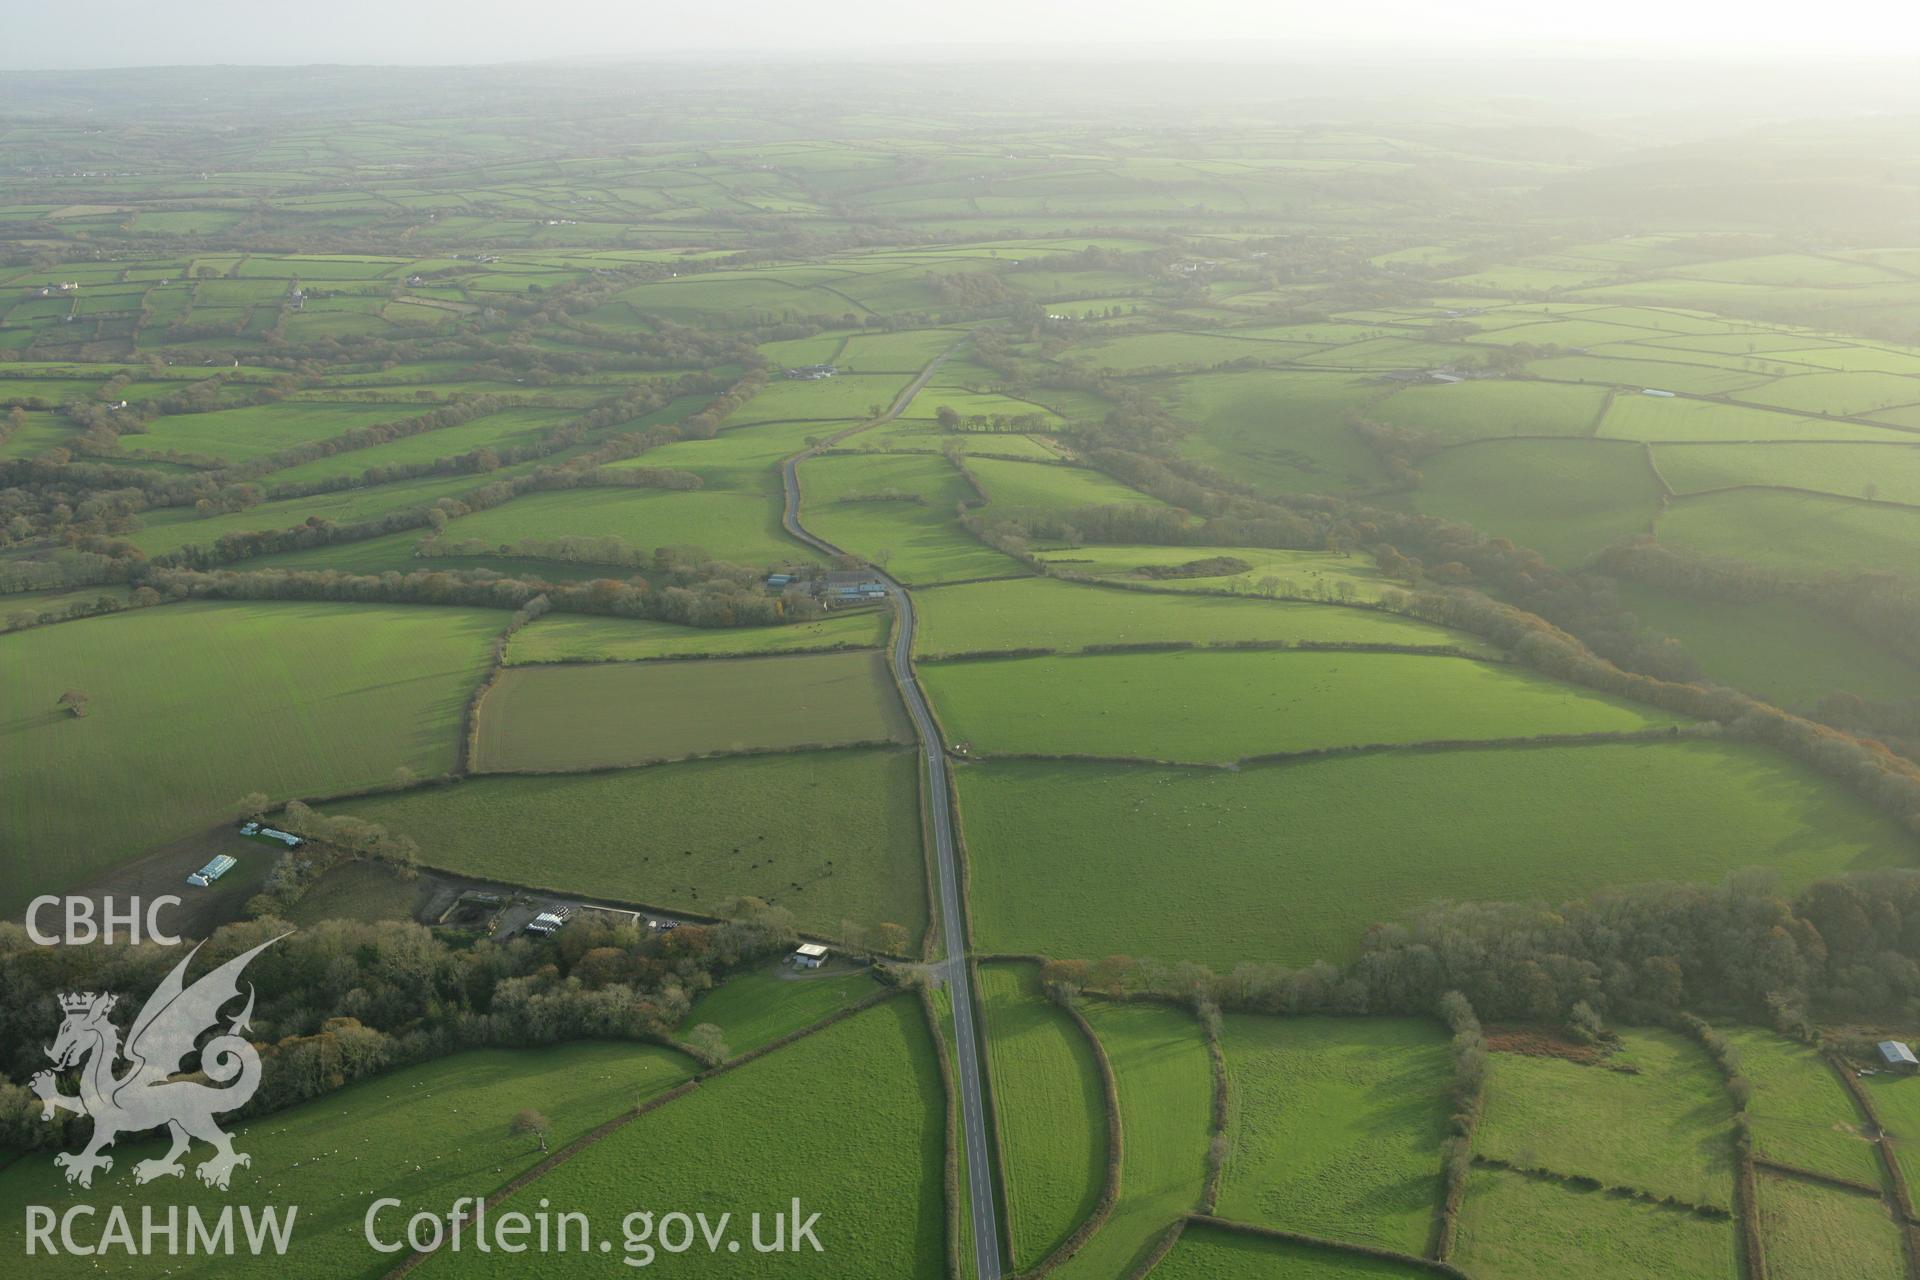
[31,935,285,1190]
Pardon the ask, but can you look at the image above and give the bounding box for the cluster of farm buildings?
[766,569,887,606]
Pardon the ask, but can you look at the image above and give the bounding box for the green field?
[0,1042,694,1280]
[1735,370,1920,417]
[1148,1224,1438,1279]
[1064,329,1320,372]
[1373,380,1609,441]
[1616,582,1920,709]
[956,741,1910,968]
[912,577,1481,657]
[472,650,910,771]
[1035,545,1399,600]
[1527,355,1773,395]
[0,580,136,626]
[1755,1174,1904,1280]
[629,417,836,488]
[966,457,1160,509]
[121,401,437,462]
[1654,442,1920,505]
[1861,1071,1920,1197]
[329,749,926,938]
[1453,1166,1737,1280]
[1215,1016,1448,1252]
[1052,1001,1212,1280]
[283,858,428,925]
[835,327,968,370]
[440,486,819,568]
[863,418,1064,458]
[506,609,889,664]
[799,451,1028,583]
[1598,393,1908,442]
[732,372,917,422]
[1414,438,1666,566]
[1657,488,1920,578]
[1477,1029,1735,1208]
[679,964,885,1056]
[1718,1028,1880,1185]
[978,963,1109,1270]
[256,407,577,485]
[411,999,946,1279]
[123,468,544,556]
[921,649,1682,763]
[1157,369,1385,496]
[0,600,500,911]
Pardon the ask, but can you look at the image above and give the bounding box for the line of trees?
[141,559,812,629]
[1043,869,1920,1032]
[0,902,800,1154]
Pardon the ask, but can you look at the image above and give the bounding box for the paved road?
[778,349,1004,1280]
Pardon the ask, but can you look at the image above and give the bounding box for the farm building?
[1642,388,1678,397]
[1879,1041,1919,1073]
[783,364,837,380]
[239,822,303,848]
[525,906,573,937]
[793,943,830,969]
[829,582,887,606]
[187,854,237,887]
[821,570,887,606]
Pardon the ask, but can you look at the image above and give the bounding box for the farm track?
[780,342,1006,1280]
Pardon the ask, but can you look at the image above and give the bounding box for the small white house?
[793,943,830,969]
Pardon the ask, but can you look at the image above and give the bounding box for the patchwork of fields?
[10,89,1920,1280]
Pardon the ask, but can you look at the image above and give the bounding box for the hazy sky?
[8,0,1920,68]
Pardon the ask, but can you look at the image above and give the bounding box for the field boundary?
[1121,1219,1186,1280]
[951,724,1704,770]
[916,638,1497,664]
[1752,1156,1883,1198]
[1469,1154,1732,1218]
[1198,1011,1228,1215]
[1663,480,1920,513]
[1018,994,1125,1280]
[454,609,528,775]
[504,639,885,667]
[380,989,912,1279]
[469,735,911,777]
[1180,1215,1472,1278]
[919,983,966,1280]
[1738,1150,1767,1280]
